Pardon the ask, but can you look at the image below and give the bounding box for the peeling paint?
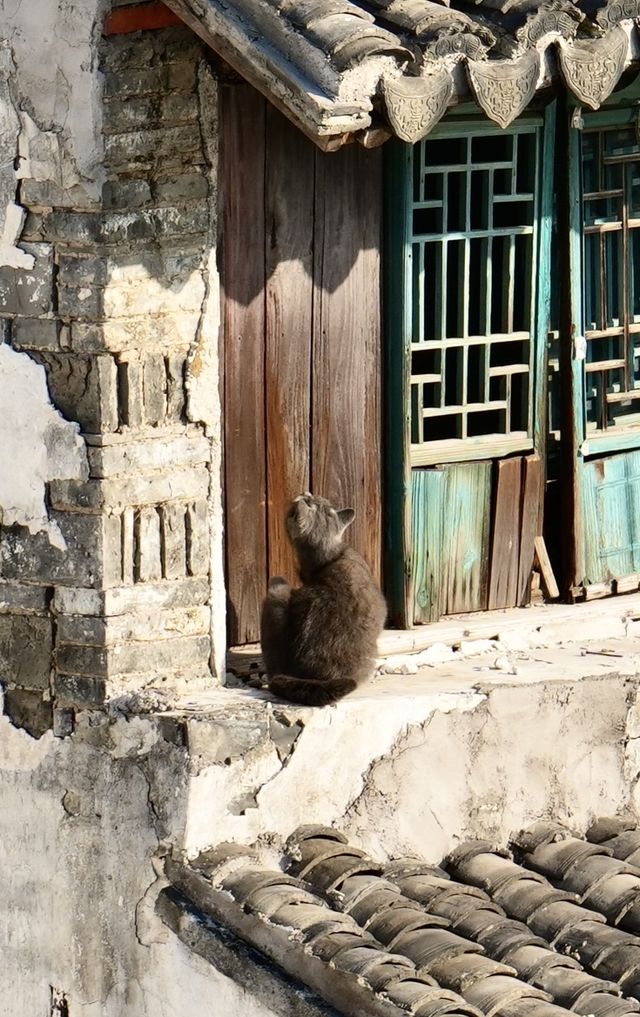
[0,42,34,269]
[17,110,88,197]
[0,343,88,548]
[2,1,105,200]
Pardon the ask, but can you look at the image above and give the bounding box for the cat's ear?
[337,508,355,531]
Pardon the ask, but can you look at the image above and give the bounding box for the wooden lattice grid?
[583,123,640,434]
[408,123,541,466]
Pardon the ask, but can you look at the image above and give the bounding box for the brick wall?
[0,15,223,731]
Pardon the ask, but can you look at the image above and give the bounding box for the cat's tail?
[268,674,357,707]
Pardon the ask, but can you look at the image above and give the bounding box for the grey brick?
[186,501,209,577]
[70,317,194,354]
[104,124,203,169]
[32,352,118,433]
[100,211,155,245]
[101,33,156,72]
[160,503,187,580]
[57,254,108,288]
[0,513,106,587]
[49,469,209,512]
[166,62,197,92]
[161,31,204,64]
[3,688,53,739]
[11,318,59,351]
[102,178,152,210]
[57,614,107,646]
[56,644,108,677]
[20,212,45,242]
[19,179,64,207]
[52,708,74,737]
[103,67,164,98]
[58,285,104,320]
[0,243,54,315]
[52,577,209,617]
[143,354,167,425]
[68,322,108,353]
[19,179,98,210]
[117,354,143,426]
[166,350,187,419]
[108,634,211,675]
[154,172,208,203]
[0,581,50,614]
[54,673,106,707]
[0,614,52,689]
[103,95,157,133]
[40,212,102,245]
[161,93,199,123]
[136,506,163,582]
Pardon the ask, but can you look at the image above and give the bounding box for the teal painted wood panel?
[411,462,491,621]
[443,462,491,614]
[582,453,635,583]
[411,468,445,623]
[625,450,640,574]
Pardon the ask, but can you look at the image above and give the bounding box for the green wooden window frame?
[580,108,640,449]
[405,118,543,466]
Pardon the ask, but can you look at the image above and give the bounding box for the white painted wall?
[3,0,106,201]
[0,343,87,546]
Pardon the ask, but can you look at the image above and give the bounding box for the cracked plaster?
[2,0,105,201]
[0,0,105,263]
[3,642,640,1014]
[0,342,88,547]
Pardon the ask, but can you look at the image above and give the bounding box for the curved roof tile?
[164,0,640,145]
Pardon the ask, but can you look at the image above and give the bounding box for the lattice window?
[409,125,540,466]
[583,125,640,434]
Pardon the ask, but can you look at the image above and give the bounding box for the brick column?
[0,18,223,727]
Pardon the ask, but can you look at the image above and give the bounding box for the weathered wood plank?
[626,450,640,575]
[384,141,413,627]
[220,85,267,644]
[312,144,383,581]
[265,107,314,586]
[411,468,445,623]
[488,457,522,610]
[104,2,181,35]
[582,455,633,584]
[443,461,491,614]
[517,453,543,605]
[534,535,560,599]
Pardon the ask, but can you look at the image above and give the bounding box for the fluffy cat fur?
[260,493,386,707]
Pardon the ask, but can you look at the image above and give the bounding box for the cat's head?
[286,493,355,559]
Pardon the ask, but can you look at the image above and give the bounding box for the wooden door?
[220,84,383,645]
[386,111,555,626]
[564,95,640,598]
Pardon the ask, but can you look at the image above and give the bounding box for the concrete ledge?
[228,592,640,675]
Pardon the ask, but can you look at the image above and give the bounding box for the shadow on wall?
[220,84,385,645]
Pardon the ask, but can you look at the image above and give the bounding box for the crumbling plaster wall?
[0,697,286,1017]
[3,665,640,1014]
[0,343,88,545]
[2,0,107,205]
[178,670,639,863]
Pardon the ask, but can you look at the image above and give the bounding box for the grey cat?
[260,493,386,706]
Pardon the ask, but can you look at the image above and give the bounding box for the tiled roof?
[164,0,640,145]
[162,820,640,1017]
